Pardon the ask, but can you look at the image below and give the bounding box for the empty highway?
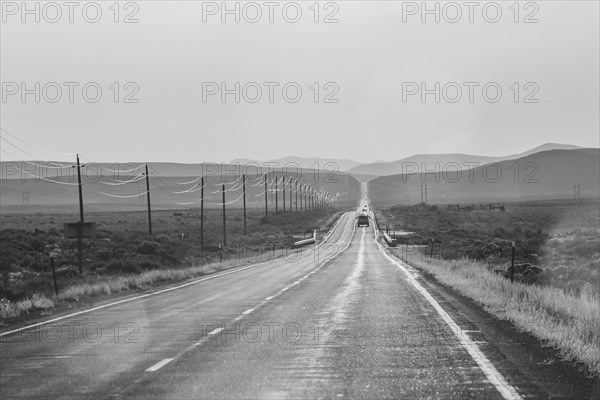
[1,196,599,399]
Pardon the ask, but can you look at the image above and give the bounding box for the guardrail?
[383,231,397,247]
[293,229,317,248]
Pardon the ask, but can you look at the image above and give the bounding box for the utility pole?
[222,183,226,247]
[76,154,84,275]
[574,184,581,199]
[243,174,247,235]
[300,184,303,211]
[50,257,58,296]
[145,164,152,236]
[510,241,515,283]
[264,174,268,218]
[200,176,204,252]
[282,176,286,213]
[295,180,298,211]
[289,177,292,212]
[275,175,279,214]
[420,174,428,205]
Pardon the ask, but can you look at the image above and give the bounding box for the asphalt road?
[1,196,599,399]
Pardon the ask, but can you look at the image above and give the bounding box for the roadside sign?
[64,222,96,239]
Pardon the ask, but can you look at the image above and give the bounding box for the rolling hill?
[349,143,584,177]
[0,162,362,212]
[367,148,600,205]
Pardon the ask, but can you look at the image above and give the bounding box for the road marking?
[148,212,357,376]
[1,213,353,339]
[145,358,174,372]
[375,237,522,400]
[242,308,254,315]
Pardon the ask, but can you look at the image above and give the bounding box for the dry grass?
[399,253,600,376]
[57,250,279,302]
[0,249,280,321]
[0,293,55,319]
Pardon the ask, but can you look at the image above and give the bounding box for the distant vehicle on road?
[357,213,369,227]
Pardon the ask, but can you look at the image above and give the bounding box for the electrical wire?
[105,164,144,173]
[173,201,197,206]
[251,175,266,186]
[98,174,146,186]
[178,176,203,185]
[172,183,205,194]
[0,135,39,159]
[13,165,80,186]
[99,191,149,198]
[0,147,72,170]
[1,128,76,157]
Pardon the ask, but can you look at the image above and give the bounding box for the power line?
[0,135,39,159]
[0,128,76,158]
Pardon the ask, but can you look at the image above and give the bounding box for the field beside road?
[0,206,346,321]
[377,198,600,296]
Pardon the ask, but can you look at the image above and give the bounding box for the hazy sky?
[1,1,598,164]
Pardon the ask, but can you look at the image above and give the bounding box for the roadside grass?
[378,200,600,296]
[399,253,600,377]
[0,247,278,320]
[0,210,347,321]
[0,294,55,319]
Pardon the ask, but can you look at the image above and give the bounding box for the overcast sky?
[1,1,598,164]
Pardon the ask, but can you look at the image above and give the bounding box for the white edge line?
[208,327,223,335]
[1,211,351,339]
[242,308,254,315]
[0,261,270,337]
[145,358,174,372]
[375,235,522,400]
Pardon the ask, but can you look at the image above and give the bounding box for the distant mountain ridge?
[367,148,600,205]
[348,143,584,177]
[229,156,364,172]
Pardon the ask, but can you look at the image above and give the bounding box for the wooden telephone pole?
[222,184,226,247]
[264,174,268,218]
[200,176,204,251]
[145,164,152,236]
[275,176,279,214]
[243,174,247,235]
[76,154,84,275]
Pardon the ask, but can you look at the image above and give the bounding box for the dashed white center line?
[138,213,354,376]
[146,358,174,372]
